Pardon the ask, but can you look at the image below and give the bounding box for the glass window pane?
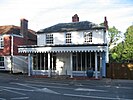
[46,34,53,44]
[66,33,71,43]
[0,57,4,67]
[33,54,37,70]
[84,32,92,43]
[45,53,48,70]
[82,52,85,71]
[77,52,81,71]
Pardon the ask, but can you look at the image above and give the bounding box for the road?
[0,73,133,100]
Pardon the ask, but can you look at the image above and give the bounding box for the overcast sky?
[0,0,133,33]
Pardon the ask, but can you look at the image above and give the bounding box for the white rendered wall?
[71,31,84,44]
[37,34,45,45]
[1,56,28,73]
[54,32,65,45]
[3,56,11,71]
[92,30,105,44]
[12,56,28,73]
[37,30,105,45]
[56,53,70,75]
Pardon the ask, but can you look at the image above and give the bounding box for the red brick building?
[0,19,37,73]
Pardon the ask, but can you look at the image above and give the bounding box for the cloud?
[0,0,133,33]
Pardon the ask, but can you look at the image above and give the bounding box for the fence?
[107,63,133,80]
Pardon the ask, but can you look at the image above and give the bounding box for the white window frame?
[46,34,53,44]
[84,32,92,43]
[0,56,4,68]
[66,33,71,44]
[0,37,4,49]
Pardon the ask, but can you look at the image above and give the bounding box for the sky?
[0,0,133,33]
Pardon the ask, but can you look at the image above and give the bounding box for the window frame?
[0,56,4,68]
[84,32,92,43]
[0,37,4,49]
[65,33,72,44]
[46,33,53,44]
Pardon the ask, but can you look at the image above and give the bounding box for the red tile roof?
[0,25,36,40]
[0,25,20,35]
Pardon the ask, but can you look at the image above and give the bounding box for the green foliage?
[110,25,133,62]
[108,26,122,48]
[99,23,104,26]
[109,42,124,62]
[123,26,133,61]
[99,23,121,49]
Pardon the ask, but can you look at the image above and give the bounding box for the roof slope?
[0,25,21,35]
[37,21,105,34]
[0,25,36,40]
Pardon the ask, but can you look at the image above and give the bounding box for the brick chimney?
[72,14,79,22]
[20,18,28,44]
[104,16,108,30]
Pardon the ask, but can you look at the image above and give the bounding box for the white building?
[18,14,108,78]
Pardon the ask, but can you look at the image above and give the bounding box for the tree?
[108,26,122,48]
[109,42,124,62]
[122,25,133,61]
[99,22,123,62]
[99,23,121,49]
[110,25,133,62]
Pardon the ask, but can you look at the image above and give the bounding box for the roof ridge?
[0,25,36,35]
[0,25,18,27]
[57,20,91,24]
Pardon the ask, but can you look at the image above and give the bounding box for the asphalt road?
[0,73,133,100]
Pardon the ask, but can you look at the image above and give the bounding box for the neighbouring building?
[18,14,108,78]
[0,19,37,73]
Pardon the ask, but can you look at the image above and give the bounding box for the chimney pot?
[72,14,79,22]
[104,16,108,30]
[20,18,28,44]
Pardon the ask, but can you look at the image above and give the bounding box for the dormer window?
[66,33,71,44]
[46,33,53,44]
[84,32,92,43]
[0,37,4,49]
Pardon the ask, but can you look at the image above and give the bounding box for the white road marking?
[0,86,34,92]
[10,82,39,90]
[3,89,26,95]
[0,98,6,100]
[64,93,133,100]
[11,97,29,100]
[75,88,106,92]
[115,86,132,89]
[15,82,73,90]
[32,84,72,90]
[100,85,132,89]
[25,81,69,86]
[37,88,60,94]
[10,82,60,94]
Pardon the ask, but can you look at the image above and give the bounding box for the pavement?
[0,72,133,86]
[0,72,133,100]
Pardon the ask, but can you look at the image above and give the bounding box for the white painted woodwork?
[2,56,28,73]
[19,45,106,53]
[37,30,106,46]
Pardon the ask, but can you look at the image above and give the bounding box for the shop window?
[72,52,96,71]
[33,53,56,71]
[72,53,76,71]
